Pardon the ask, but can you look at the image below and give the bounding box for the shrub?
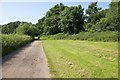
[2,34,33,56]
[16,23,37,38]
[41,31,118,42]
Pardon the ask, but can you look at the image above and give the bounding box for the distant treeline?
[1,1,119,36]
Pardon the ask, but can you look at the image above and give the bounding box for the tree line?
[1,2,119,37]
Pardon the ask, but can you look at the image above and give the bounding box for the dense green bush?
[2,34,33,56]
[41,32,118,42]
[16,22,38,38]
[2,21,21,34]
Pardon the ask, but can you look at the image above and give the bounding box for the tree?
[16,22,37,38]
[36,17,45,35]
[36,3,85,35]
[43,3,66,35]
[85,2,102,23]
[2,21,21,34]
[85,9,108,31]
[60,5,85,34]
[0,25,2,34]
[84,2,110,32]
[105,2,119,31]
[92,1,119,32]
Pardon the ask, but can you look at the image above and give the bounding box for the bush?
[41,31,118,42]
[16,23,37,38]
[2,34,33,56]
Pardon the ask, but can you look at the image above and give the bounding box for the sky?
[0,1,111,25]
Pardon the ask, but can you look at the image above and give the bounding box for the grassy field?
[42,40,118,78]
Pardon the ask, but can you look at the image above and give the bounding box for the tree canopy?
[16,22,38,37]
[2,21,21,34]
[2,2,119,36]
[60,5,85,34]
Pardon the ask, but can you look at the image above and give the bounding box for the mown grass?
[42,40,118,78]
[2,34,33,56]
[41,31,118,42]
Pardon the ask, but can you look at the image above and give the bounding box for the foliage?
[1,2,119,39]
[2,21,21,34]
[16,22,38,37]
[84,2,107,32]
[105,2,119,31]
[60,5,85,34]
[36,3,85,35]
[85,2,119,32]
[43,3,66,35]
[85,2,102,23]
[41,32,118,42]
[2,34,33,56]
[36,2,119,34]
[36,17,45,35]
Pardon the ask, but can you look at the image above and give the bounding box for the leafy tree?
[0,25,2,34]
[2,21,21,34]
[16,22,37,38]
[85,9,108,31]
[36,17,45,35]
[92,1,119,32]
[60,5,85,34]
[43,3,66,35]
[3,2,118,35]
[85,2,102,23]
[85,2,109,32]
[105,2,119,31]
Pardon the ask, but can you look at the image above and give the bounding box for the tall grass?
[2,34,33,56]
[41,31,118,42]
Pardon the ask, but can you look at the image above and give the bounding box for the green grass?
[2,34,33,56]
[42,40,118,78]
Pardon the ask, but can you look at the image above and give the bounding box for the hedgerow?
[2,34,33,56]
[41,31,118,42]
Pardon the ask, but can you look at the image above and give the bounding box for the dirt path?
[2,40,50,78]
